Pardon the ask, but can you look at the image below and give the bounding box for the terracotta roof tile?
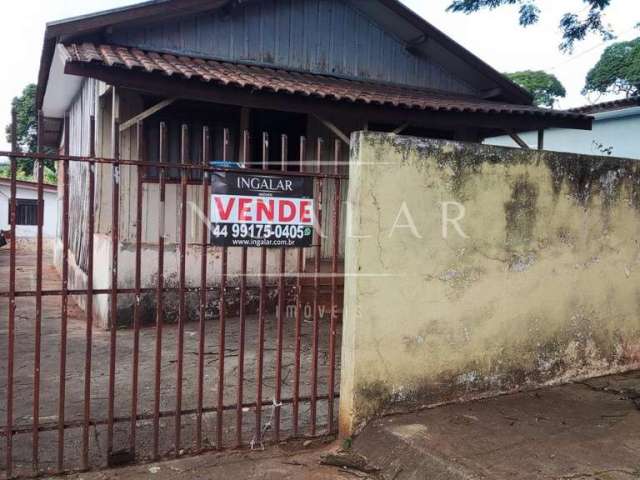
[63,43,589,122]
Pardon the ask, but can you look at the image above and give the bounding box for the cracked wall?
[339,132,640,436]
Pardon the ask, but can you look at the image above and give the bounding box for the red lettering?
[214,196,235,221]
[238,197,253,221]
[299,200,313,224]
[256,198,275,222]
[278,199,296,223]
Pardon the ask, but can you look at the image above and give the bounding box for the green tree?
[584,37,640,97]
[3,83,56,183]
[505,70,567,107]
[446,0,617,52]
[5,84,37,176]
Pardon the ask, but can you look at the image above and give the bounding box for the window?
[12,199,38,226]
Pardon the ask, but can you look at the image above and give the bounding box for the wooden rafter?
[507,131,530,150]
[119,98,176,132]
[313,114,350,145]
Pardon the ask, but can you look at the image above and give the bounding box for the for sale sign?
[210,171,315,247]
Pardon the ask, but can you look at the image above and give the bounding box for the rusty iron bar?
[57,114,71,472]
[175,124,189,456]
[0,150,348,180]
[292,136,306,436]
[1,394,336,437]
[130,120,145,456]
[0,284,302,299]
[310,138,324,436]
[196,125,211,451]
[236,130,250,448]
[82,116,97,470]
[255,132,269,445]
[217,128,230,449]
[328,140,342,433]
[274,134,288,441]
[106,105,121,461]
[32,110,45,473]
[5,108,18,479]
[153,122,168,460]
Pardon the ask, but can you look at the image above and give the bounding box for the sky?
[0,0,638,151]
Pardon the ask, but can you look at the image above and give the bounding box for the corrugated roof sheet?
[63,43,589,121]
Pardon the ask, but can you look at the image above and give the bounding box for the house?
[36,0,591,329]
[0,178,58,238]
[487,97,640,158]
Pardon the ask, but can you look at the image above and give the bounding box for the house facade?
[487,97,640,159]
[36,0,591,328]
[0,179,58,238]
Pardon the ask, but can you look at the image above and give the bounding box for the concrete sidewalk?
[65,371,640,480]
[352,371,640,480]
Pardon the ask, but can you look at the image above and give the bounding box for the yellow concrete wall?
[340,132,640,435]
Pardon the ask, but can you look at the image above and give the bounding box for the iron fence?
[0,114,346,478]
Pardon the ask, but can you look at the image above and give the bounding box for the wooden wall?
[107,0,475,95]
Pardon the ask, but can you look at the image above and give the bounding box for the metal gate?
[0,113,345,478]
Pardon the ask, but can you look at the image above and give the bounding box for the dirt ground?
[0,241,340,478]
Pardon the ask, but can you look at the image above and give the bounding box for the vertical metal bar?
[107,93,120,460]
[217,128,230,449]
[5,108,17,479]
[310,138,323,436]
[82,116,96,470]
[255,132,268,444]
[292,136,306,437]
[196,126,210,451]
[175,124,189,456]
[130,120,144,456]
[58,114,71,472]
[236,130,250,448]
[328,140,341,433]
[153,122,168,460]
[32,110,44,473]
[274,135,287,441]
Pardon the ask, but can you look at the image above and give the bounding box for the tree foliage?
[506,70,567,107]
[447,0,616,52]
[2,83,56,183]
[584,37,640,97]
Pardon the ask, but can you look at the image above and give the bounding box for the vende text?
[212,194,314,225]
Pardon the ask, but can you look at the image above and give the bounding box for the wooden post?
[238,107,251,164]
[537,129,544,150]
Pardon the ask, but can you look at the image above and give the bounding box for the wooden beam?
[65,63,594,132]
[392,123,410,135]
[313,114,350,145]
[507,131,530,150]
[119,98,176,132]
[537,129,544,150]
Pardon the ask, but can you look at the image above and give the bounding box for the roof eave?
[64,59,592,132]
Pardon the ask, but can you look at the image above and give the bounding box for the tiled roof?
[570,97,640,115]
[63,43,589,121]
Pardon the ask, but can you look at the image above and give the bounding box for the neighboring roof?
[37,0,532,110]
[570,97,640,115]
[62,43,588,124]
[0,178,57,192]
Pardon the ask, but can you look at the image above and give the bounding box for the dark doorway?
[249,109,307,171]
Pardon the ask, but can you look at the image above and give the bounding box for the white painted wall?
[486,107,640,160]
[0,183,58,237]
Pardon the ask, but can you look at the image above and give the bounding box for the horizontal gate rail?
[0,120,345,478]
